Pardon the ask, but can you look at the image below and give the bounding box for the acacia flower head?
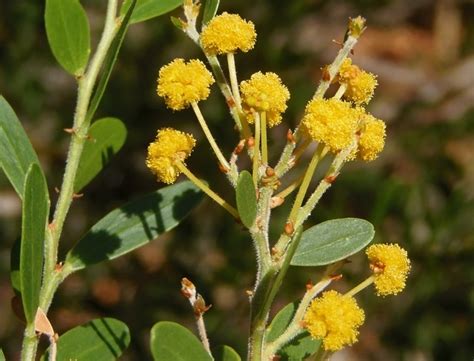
[304,290,365,352]
[357,113,386,161]
[337,58,377,105]
[201,12,256,55]
[366,243,411,296]
[240,72,290,128]
[146,128,196,184]
[302,98,359,152]
[157,59,214,111]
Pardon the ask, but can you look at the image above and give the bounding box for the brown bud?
[286,129,296,143]
[321,65,331,82]
[265,167,275,177]
[54,262,63,272]
[63,128,75,134]
[247,137,255,148]
[72,193,84,199]
[330,273,343,281]
[324,174,338,184]
[194,294,211,315]
[270,197,284,209]
[245,290,254,297]
[234,140,245,154]
[181,277,196,299]
[305,280,314,290]
[284,222,294,236]
[226,97,236,108]
[218,163,230,174]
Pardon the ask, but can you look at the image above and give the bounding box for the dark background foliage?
[1,0,473,360]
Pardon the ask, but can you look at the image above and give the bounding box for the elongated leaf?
[150,322,212,361]
[121,0,183,24]
[267,302,321,360]
[236,171,257,228]
[86,0,137,122]
[20,164,49,324]
[45,0,90,75]
[202,0,220,26]
[0,96,41,199]
[291,218,375,266]
[0,349,5,361]
[74,117,127,192]
[42,318,130,361]
[214,345,240,361]
[64,181,203,272]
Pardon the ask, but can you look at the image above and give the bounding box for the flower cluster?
[304,291,365,351]
[337,58,378,105]
[146,128,196,184]
[201,12,256,55]
[157,58,214,110]
[366,243,411,296]
[240,72,290,127]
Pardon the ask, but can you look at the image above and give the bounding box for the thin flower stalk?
[191,101,231,171]
[176,161,239,219]
[227,52,242,109]
[252,112,261,186]
[345,276,375,298]
[260,112,268,165]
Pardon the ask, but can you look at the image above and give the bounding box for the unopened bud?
[348,16,366,38]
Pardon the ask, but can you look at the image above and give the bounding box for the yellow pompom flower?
[240,72,290,128]
[201,12,257,55]
[304,290,365,352]
[366,244,411,296]
[157,59,215,111]
[302,98,359,153]
[337,58,377,105]
[146,128,196,184]
[358,114,386,161]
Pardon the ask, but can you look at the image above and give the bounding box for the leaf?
[267,302,321,361]
[20,164,49,324]
[291,218,375,266]
[0,349,5,361]
[0,96,41,199]
[236,171,257,228]
[214,345,241,361]
[121,0,183,24]
[42,318,130,361]
[64,181,203,272]
[150,321,212,361]
[202,0,220,26]
[45,0,90,75]
[74,117,127,192]
[86,0,137,122]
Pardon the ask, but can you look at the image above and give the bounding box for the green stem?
[252,112,261,187]
[21,323,38,361]
[287,143,326,224]
[22,2,120,360]
[191,101,231,171]
[345,276,374,298]
[227,52,242,109]
[248,228,303,361]
[206,55,252,139]
[260,112,268,165]
[177,162,239,219]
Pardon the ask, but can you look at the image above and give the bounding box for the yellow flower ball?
[304,290,365,352]
[366,244,411,296]
[302,98,359,153]
[157,59,215,111]
[358,114,386,161]
[201,12,256,55]
[337,59,377,105]
[146,128,196,184]
[240,72,290,128]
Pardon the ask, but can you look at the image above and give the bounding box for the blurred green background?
[1,0,473,360]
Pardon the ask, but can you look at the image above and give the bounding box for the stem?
[345,276,375,298]
[176,162,239,219]
[191,101,231,171]
[333,83,347,100]
[274,127,301,178]
[252,112,261,186]
[206,55,252,139]
[21,324,38,361]
[287,143,326,224]
[260,112,268,165]
[227,52,242,109]
[22,2,120,359]
[249,228,303,361]
[275,174,304,200]
[196,314,212,356]
[48,335,57,361]
[313,35,359,99]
